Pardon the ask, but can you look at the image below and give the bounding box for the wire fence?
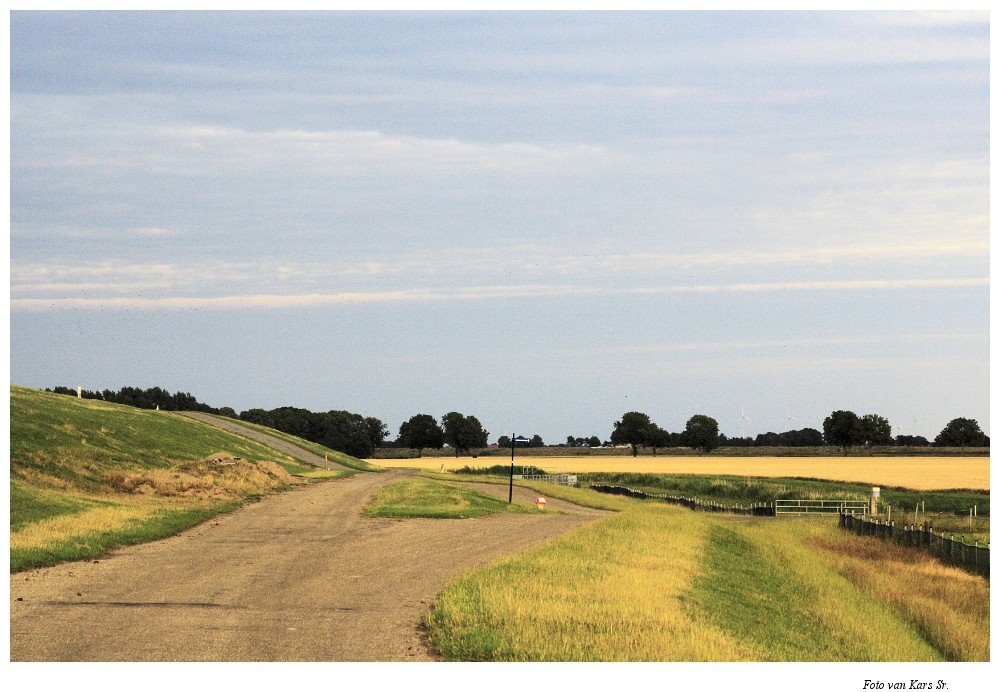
[588,484,775,516]
[838,512,989,580]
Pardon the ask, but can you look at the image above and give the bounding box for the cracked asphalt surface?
[10,470,605,661]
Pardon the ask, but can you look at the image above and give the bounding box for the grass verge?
[425,486,988,661]
[11,500,242,572]
[420,471,629,511]
[365,477,534,519]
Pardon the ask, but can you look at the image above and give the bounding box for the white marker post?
[870,487,880,516]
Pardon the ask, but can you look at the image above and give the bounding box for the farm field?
[377,455,989,491]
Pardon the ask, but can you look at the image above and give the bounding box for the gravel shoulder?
[10,470,607,661]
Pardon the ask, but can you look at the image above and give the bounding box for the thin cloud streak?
[10,240,987,287]
[543,332,988,359]
[10,277,988,312]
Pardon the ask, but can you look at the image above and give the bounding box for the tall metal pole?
[509,433,515,503]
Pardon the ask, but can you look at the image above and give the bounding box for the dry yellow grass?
[807,529,990,661]
[428,503,754,660]
[379,455,989,490]
[11,502,161,551]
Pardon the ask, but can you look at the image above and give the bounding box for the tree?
[934,418,989,449]
[497,435,511,448]
[682,415,720,453]
[566,435,576,447]
[365,416,389,449]
[441,412,489,457]
[646,424,670,456]
[895,434,929,447]
[588,435,601,447]
[823,410,860,454]
[856,413,892,447]
[240,408,274,427]
[610,412,652,457]
[530,434,544,448]
[398,414,445,456]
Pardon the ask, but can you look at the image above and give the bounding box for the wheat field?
[377,455,989,490]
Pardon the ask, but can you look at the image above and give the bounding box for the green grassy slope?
[9,386,350,570]
[11,386,299,487]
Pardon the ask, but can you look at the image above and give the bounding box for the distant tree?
[218,406,237,418]
[313,410,373,458]
[895,434,930,447]
[794,428,825,446]
[441,412,489,457]
[646,424,670,456]
[610,412,653,457]
[398,414,445,456]
[497,435,511,448]
[857,414,892,447]
[823,410,860,454]
[682,415,720,453]
[240,408,274,427]
[566,435,576,447]
[365,416,389,449]
[529,434,544,448]
[934,418,989,449]
[267,407,314,440]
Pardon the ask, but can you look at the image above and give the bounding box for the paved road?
[10,471,605,661]
[178,411,352,471]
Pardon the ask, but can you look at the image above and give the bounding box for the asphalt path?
[177,411,352,471]
[10,471,606,661]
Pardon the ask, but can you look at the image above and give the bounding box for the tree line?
[48,386,232,416]
[47,386,988,458]
[608,409,989,456]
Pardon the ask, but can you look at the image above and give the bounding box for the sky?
[8,11,990,443]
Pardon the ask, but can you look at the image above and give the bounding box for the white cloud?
[9,276,987,312]
[10,240,987,300]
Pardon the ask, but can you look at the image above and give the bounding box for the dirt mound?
[202,452,243,464]
[254,460,296,484]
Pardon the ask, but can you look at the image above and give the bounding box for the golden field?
[376,455,989,490]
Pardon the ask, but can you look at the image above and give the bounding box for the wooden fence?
[839,512,989,579]
[588,484,774,516]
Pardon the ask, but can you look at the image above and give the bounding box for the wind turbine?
[785,410,796,430]
[738,405,751,437]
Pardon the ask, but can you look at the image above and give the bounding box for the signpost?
[508,435,530,503]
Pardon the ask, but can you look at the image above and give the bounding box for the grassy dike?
[9,386,355,571]
[424,485,989,661]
